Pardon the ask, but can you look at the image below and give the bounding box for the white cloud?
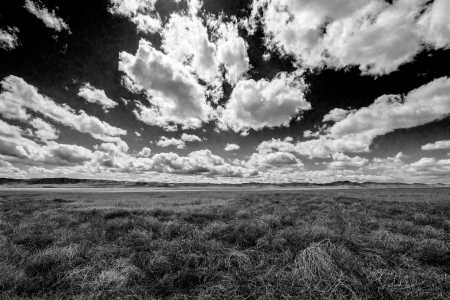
[162,14,219,82]
[246,151,303,170]
[108,0,156,16]
[30,118,59,141]
[256,137,349,160]
[292,77,450,158]
[187,0,202,16]
[0,27,20,51]
[253,0,450,75]
[42,143,94,166]
[0,75,127,142]
[255,77,450,159]
[148,150,250,177]
[0,120,37,160]
[0,138,30,160]
[408,157,450,178]
[110,149,252,178]
[132,13,162,34]
[119,39,213,130]
[418,0,450,49]
[0,119,94,167]
[96,139,130,154]
[24,0,70,33]
[0,159,23,177]
[328,153,368,169]
[156,133,202,149]
[156,136,186,149]
[181,133,202,142]
[224,143,240,151]
[137,146,152,157]
[108,0,161,34]
[216,21,250,84]
[326,77,450,150]
[160,10,251,93]
[218,72,310,133]
[256,137,296,154]
[0,119,23,138]
[295,138,365,159]
[77,83,118,112]
[323,108,352,123]
[422,140,450,151]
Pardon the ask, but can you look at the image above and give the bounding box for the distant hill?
[0,177,441,188]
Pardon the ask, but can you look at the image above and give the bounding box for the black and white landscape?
[0,0,449,299]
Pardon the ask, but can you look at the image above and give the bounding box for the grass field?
[0,188,449,299]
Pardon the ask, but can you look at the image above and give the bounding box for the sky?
[0,0,449,184]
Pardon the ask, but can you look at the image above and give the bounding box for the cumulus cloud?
[418,0,450,49]
[0,120,36,159]
[30,118,59,141]
[254,77,450,160]
[161,9,250,87]
[247,151,303,170]
[0,119,23,138]
[253,0,450,75]
[162,14,219,82]
[119,39,213,130]
[110,149,252,178]
[181,133,202,142]
[108,0,162,33]
[24,0,70,33]
[218,72,310,133]
[216,21,250,84]
[42,143,94,166]
[158,10,251,108]
[77,83,118,112]
[224,143,240,151]
[323,108,352,123]
[256,136,346,160]
[325,77,450,150]
[293,77,450,158]
[0,119,94,167]
[0,159,23,177]
[148,150,250,177]
[0,27,20,51]
[408,157,450,178]
[96,139,130,154]
[327,153,369,169]
[0,75,126,142]
[256,137,295,154]
[422,140,450,151]
[137,147,152,157]
[108,0,156,16]
[156,136,186,149]
[245,136,304,172]
[156,133,202,149]
[132,13,162,33]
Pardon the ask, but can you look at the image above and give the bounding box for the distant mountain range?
[0,177,446,188]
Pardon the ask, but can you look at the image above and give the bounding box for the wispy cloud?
[0,27,20,51]
[24,0,70,33]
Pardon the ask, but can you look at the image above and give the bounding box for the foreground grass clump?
[0,190,449,299]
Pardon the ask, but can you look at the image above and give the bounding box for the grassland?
[0,188,449,299]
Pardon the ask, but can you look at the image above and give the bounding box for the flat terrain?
[0,188,449,299]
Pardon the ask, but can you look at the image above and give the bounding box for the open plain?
[0,187,449,299]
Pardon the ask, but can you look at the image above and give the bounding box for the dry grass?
[0,189,449,299]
